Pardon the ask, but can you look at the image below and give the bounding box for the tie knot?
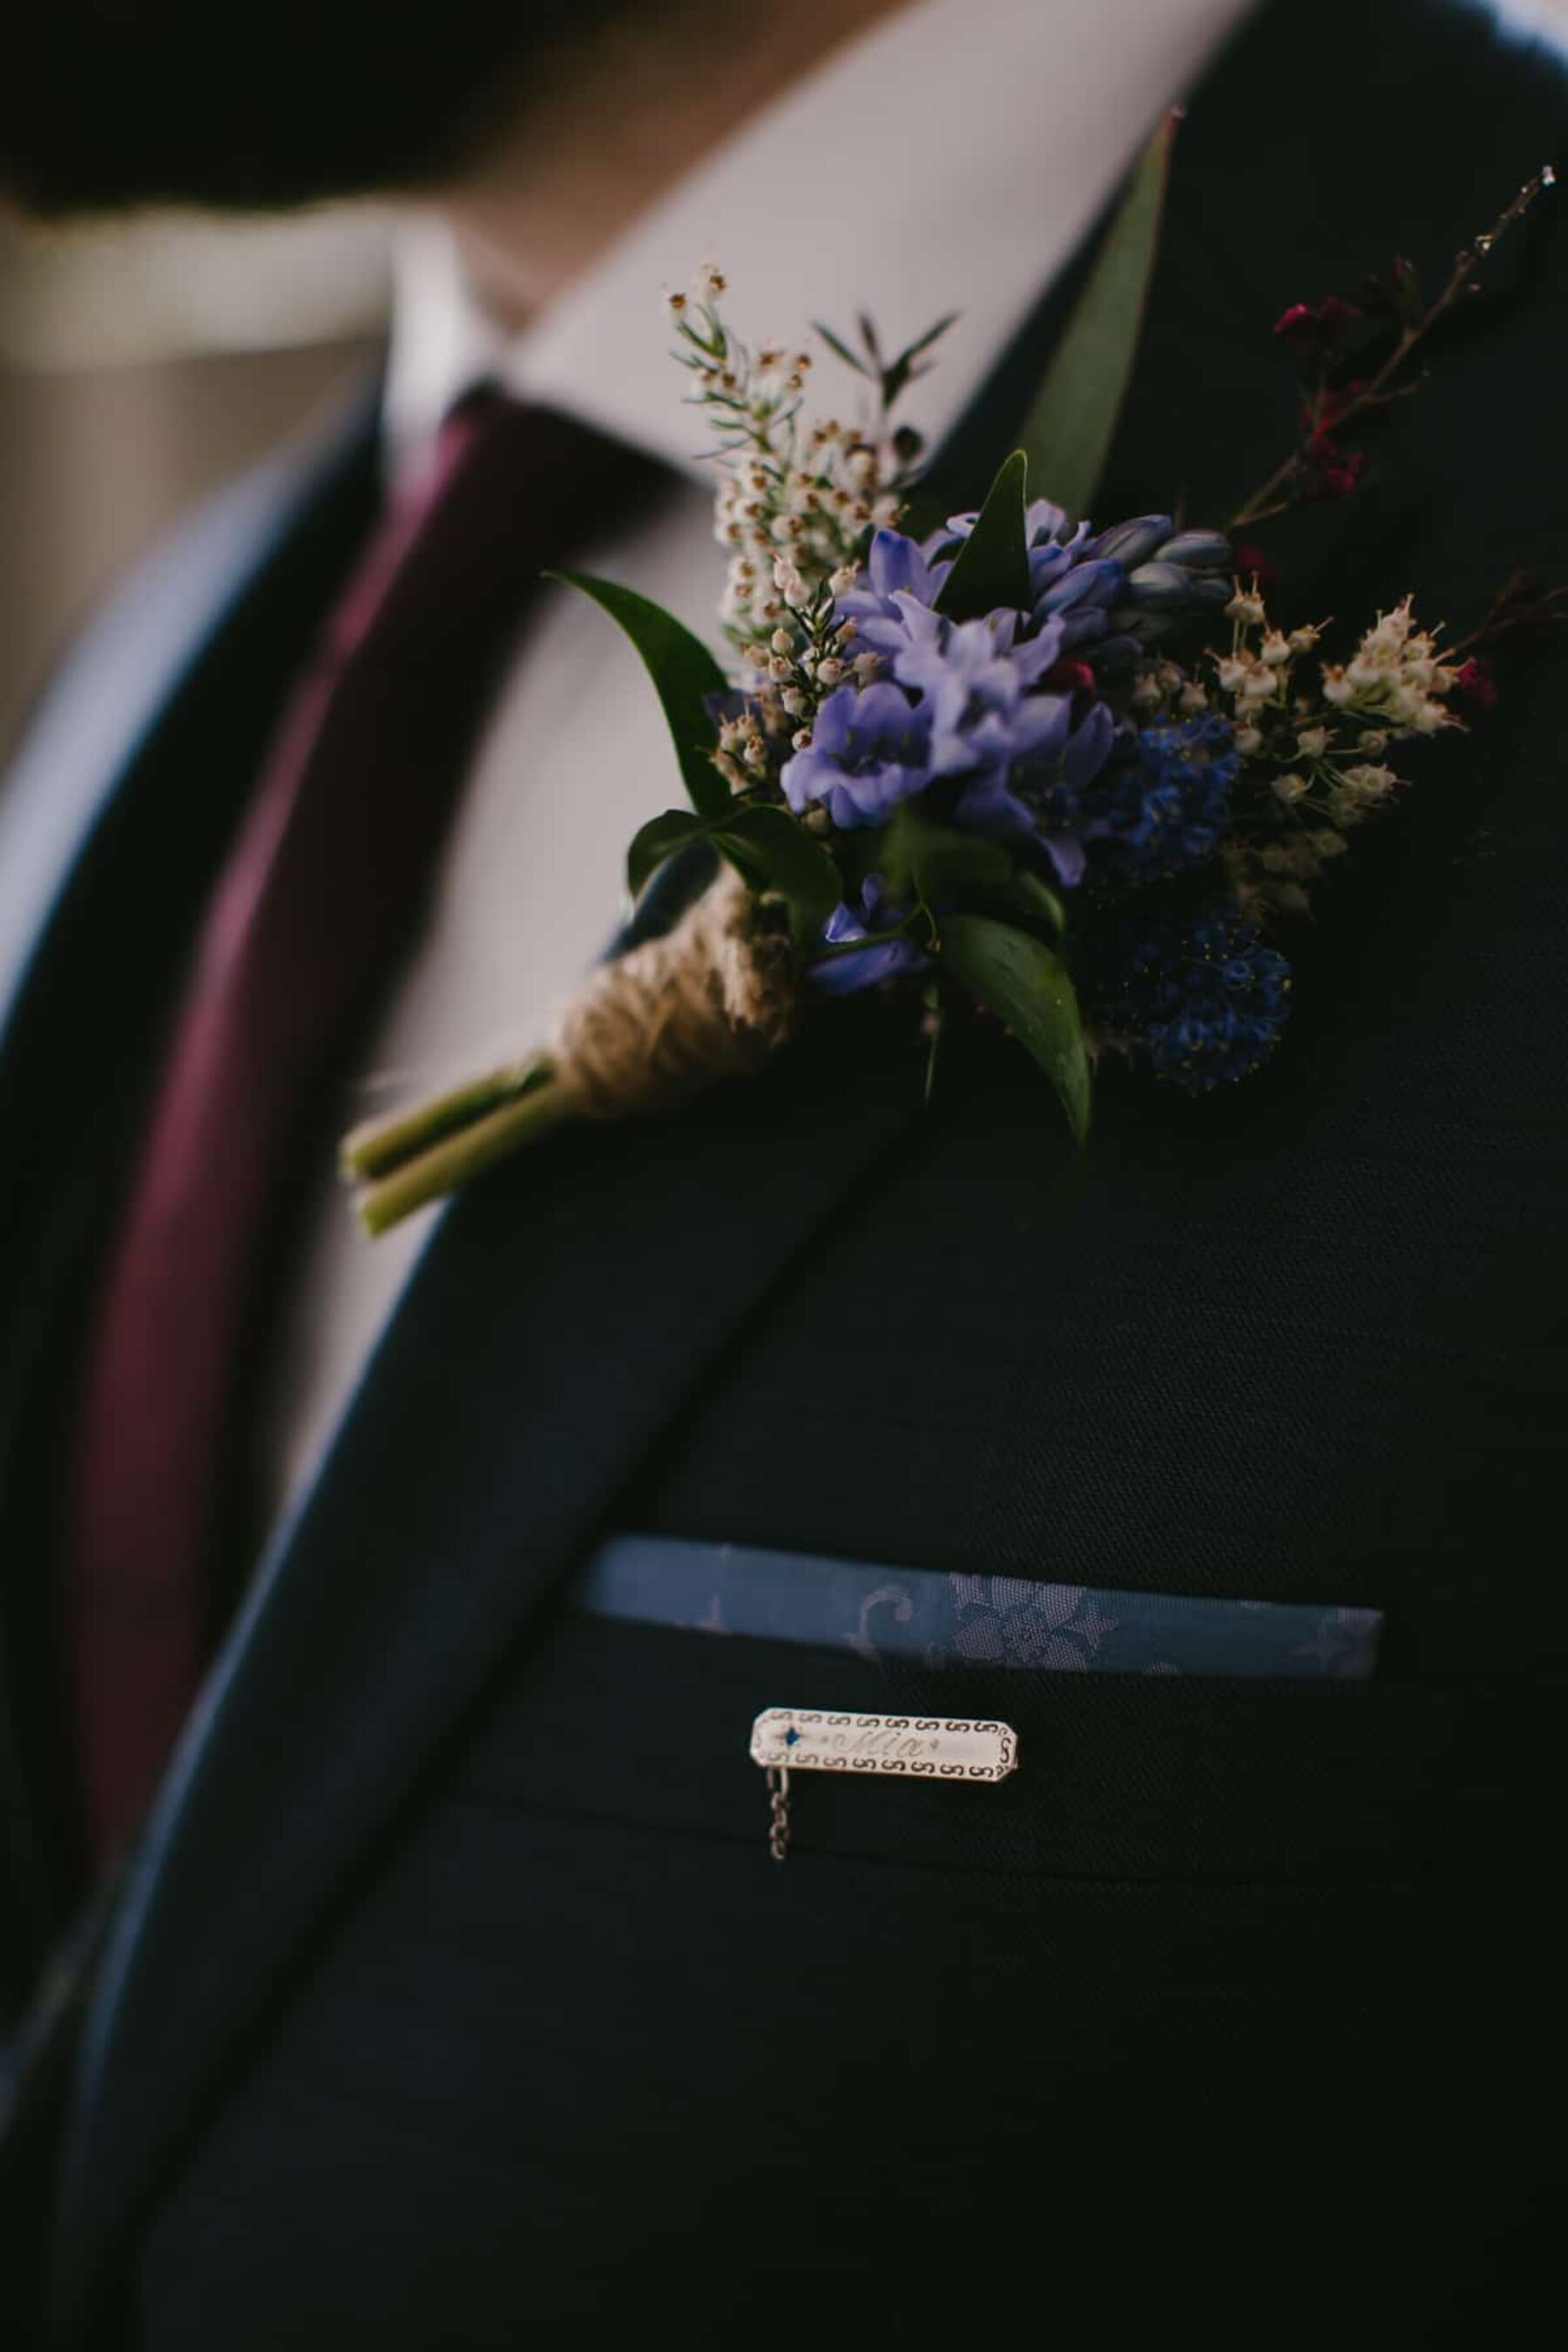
[332,391,664,665]
[429,376,509,482]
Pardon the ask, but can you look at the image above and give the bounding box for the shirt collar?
[385,0,1252,485]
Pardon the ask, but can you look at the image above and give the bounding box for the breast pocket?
[318,1581,1517,2332]
[451,1604,1470,1888]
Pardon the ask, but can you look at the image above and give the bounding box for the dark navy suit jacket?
[2,2,1565,2340]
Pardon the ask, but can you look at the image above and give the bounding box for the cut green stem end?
[340,1062,552,1186]
[351,1076,574,1237]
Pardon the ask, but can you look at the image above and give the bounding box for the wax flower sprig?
[1206,591,1469,919]
[666,260,946,748]
[341,141,1551,1237]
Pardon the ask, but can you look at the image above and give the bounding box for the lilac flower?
[781,680,937,828]
[834,528,955,654]
[808,875,928,996]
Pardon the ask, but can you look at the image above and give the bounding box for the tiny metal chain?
[767,1765,791,1864]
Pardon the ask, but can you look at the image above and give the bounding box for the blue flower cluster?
[781,515,1279,1089]
[1087,906,1291,1091]
[1069,715,1240,883]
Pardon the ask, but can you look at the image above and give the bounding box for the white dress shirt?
[267,0,1253,1524]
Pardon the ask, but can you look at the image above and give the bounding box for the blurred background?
[0,0,1560,770]
[0,204,392,758]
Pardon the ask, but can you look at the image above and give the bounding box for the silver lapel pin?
[750,1707,1020,1862]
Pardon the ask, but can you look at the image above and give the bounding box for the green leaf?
[713,804,842,945]
[940,913,1092,1146]
[881,311,961,407]
[717,808,841,943]
[882,805,1063,936]
[550,571,732,819]
[626,808,710,897]
[1016,114,1174,524]
[628,802,842,941]
[995,868,1067,936]
[814,321,874,379]
[934,450,1032,622]
[898,311,962,367]
[882,803,1010,899]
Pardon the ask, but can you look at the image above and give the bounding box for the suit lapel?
[0,383,382,1057]
[0,383,382,1982]
[0,375,382,1332]
[55,997,929,2329]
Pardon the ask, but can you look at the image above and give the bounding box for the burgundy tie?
[61,392,660,1870]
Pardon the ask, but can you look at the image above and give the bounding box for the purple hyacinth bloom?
[824,578,1130,889]
[781,680,937,829]
[949,698,1119,885]
[929,500,1128,654]
[1083,515,1173,568]
[805,504,1232,889]
[834,529,955,654]
[936,497,1094,603]
[890,605,1073,778]
[936,500,1234,646]
[1034,557,1126,620]
[808,874,928,996]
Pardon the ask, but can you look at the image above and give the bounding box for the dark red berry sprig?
[1229,166,1556,536]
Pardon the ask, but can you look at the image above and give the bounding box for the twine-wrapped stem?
[342,870,798,1233]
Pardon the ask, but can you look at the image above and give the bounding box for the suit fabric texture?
[1,0,1565,2339]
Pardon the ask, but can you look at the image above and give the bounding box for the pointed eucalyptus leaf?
[626,808,711,898]
[940,913,1092,1146]
[713,804,842,945]
[933,450,1032,622]
[1017,113,1175,524]
[550,570,732,819]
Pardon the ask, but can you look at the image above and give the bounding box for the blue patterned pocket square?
[571,1535,1382,1680]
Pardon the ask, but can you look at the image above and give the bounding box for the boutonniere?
[342,132,1559,1234]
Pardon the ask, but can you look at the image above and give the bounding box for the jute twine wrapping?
[549,868,798,1120]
